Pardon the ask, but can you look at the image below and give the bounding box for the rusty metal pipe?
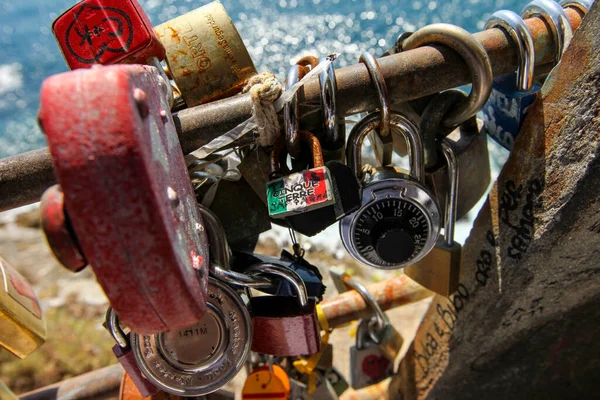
[19,364,124,400]
[0,9,583,212]
[320,275,431,329]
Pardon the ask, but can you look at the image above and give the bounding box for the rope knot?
[243,72,282,147]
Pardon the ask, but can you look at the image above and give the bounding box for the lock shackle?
[522,0,573,65]
[318,57,345,152]
[284,65,302,158]
[419,89,470,169]
[441,140,459,246]
[560,0,593,14]
[359,52,391,138]
[213,267,273,289]
[197,205,231,272]
[105,307,128,349]
[486,10,535,92]
[402,24,493,129]
[270,130,325,178]
[283,57,319,158]
[341,274,389,334]
[246,263,308,307]
[347,111,423,182]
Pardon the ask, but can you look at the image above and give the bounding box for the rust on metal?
[0,9,584,212]
[320,275,432,328]
[39,64,210,334]
[40,185,87,272]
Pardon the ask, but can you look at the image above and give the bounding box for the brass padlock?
[155,1,256,108]
[0,257,46,359]
[405,141,461,296]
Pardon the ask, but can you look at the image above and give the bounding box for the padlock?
[242,364,291,400]
[406,141,462,296]
[268,131,361,237]
[0,257,45,359]
[312,373,339,400]
[339,111,441,269]
[268,130,335,219]
[248,264,321,357]
[104,308,159,398]
[39,64,209,334]
[154,1,256,108]
[232,250,325,301]
[131,277,252,396]
[350,318,395,389]
[333,272,404,361]
[418,89,491,224]
[481,10,539,150]
[52,0,166,69]
[321,367,349,397]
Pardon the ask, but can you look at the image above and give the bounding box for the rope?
[243,72,282,147]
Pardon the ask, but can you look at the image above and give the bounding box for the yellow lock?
[155,1,257,108]
[0,257,46,359]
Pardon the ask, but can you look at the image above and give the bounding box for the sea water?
[0,0,519,244]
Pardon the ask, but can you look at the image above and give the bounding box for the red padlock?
[52,0,165,69]
[38,64,208,334]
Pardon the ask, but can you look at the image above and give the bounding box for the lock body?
[251,296,320,357]
[112,334,159,398]
[52,0,165,69]
[154,1,256,107]
[350,319,395,389]
[482,72,540,150]
[39,64,209,334]
[131,277,251,396]
[0,257,46,359]
[242,365,291,400]
[405,239,461,296]
[341,176,441,269]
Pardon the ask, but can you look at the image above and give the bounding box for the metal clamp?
[486,10,536,92]
[402,23,493,129]
[522,0,574,65]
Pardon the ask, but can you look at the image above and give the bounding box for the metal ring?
[441,140,459,246]
[197,205,231,272]
[283,65,302,158]
[486,10,536,92]
[246,263,308,307]
[105,307,128,348]
[560,0,593,14]
[359,52,391,138]
[522,0,574,65]
[402,23,493,128]
[341,274,388,332]
[318,57,345,152]
[212,266,273,289]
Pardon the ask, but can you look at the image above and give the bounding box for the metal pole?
[320,275,431,328]
[0,8,584,212]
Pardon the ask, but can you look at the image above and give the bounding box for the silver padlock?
[131,277,252,397]
[406,140,462,296]
[350,318,395,389]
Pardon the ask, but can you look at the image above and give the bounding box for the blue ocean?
[0,0,527,158]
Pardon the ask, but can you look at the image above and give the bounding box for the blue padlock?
[482,10,538,150]
[482,2,574,150]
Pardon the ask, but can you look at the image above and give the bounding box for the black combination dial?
[352,197,429,267]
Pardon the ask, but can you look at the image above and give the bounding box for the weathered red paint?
[38,64,209,334]
[52,0,166,69]
[40,184,88,273]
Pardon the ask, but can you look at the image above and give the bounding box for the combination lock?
[340,112,441,269]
